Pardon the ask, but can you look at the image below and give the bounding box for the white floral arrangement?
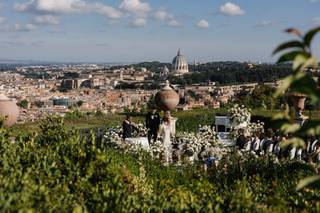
[149,138,166,161]
[175,125,228,163]
[228,104,265,141]
[104,124,230,165]
[103,125,144,154]
[132,123,148,138]
[228,104,251,126]
[247,121,265,136]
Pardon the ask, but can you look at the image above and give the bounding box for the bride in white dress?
[159,116,174,164]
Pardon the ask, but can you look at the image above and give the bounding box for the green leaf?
[274,75,295,97]
[272,112,290,121]
[290,73,320,103]
[304,26,320,47]
[277,51,308,64]
[293,54,309,71]
[280,137,305,149]
[298,120,320,136]
[296,175,320,191]
[285,28,302,37]
[273,40,304,55]
[301,56,318,70]
[280,123,301,134]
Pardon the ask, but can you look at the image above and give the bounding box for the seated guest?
[273,137,282,157]
[122,114,138,140]
[310,137,319,153]
[203,149,218,172]
[252,133,261,153]
[262,129,273,154]
[296,148,303,161]
[244,137,253,151]
[308,144,320,164]
[259,133,267,153]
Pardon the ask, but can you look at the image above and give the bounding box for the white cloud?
[129,17,147,27]
[167,19,181,27]
[2,40,44,47]
[253,20,273,28]
[14,0,122,19]
[33,15,60,25]
[94,4,123,19]
[197,19,209,29]
[219,2,245,16]
[153,8,181,27]
[311,17,320,25]
[14,23,38,32]
[154,9,173,21]
[119,0,151,17]
[0,17,7,25]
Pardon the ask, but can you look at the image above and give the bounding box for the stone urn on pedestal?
[287,92,308,125]
[0,94,20,127]
[155,80,179,136]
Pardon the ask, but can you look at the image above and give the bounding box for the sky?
[0,0,319,63]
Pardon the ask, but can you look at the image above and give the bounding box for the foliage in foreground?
[0,117,320,212]
[273,26,320,188]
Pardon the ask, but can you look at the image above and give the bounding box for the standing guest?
[146,108,161,144]
[236,129,247,150]
[122,114,138,140]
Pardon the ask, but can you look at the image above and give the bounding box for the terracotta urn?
[287,92,307,123]
[155,80,179,112]
[287,92,306,110]
[0,94,20,127]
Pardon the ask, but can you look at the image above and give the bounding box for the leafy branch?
[273,26,320,190]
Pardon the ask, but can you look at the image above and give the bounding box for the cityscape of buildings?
[0,49,285,123]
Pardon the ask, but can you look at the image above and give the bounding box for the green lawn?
[10,108,320,134]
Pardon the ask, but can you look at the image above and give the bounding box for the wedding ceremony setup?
[103,81,320,167]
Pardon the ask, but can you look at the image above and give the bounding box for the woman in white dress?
[159,116,173,164]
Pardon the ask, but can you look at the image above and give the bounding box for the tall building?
[172,49,189,75]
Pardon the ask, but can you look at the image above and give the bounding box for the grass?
[10,108,320,134]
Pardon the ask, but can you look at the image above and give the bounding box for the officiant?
[122,114,138,140]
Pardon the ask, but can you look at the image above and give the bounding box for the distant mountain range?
[0,58,47,64]
[0,58,133,66]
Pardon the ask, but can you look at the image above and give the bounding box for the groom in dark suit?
[146,108,161,144]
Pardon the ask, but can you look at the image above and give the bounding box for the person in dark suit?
[146,108,161,144]
[236,129,247,150]
[122,114,138,140]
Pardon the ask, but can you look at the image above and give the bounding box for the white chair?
[267,143,274,153]
[296,148,303,160]
[289,147,297,160]
[253,138,260,151]
[273,143,281,156]
[311,140,319,152]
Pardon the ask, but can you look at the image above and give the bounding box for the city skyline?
[0,0,319,63]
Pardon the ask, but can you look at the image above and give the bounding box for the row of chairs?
[241,137,320,162]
